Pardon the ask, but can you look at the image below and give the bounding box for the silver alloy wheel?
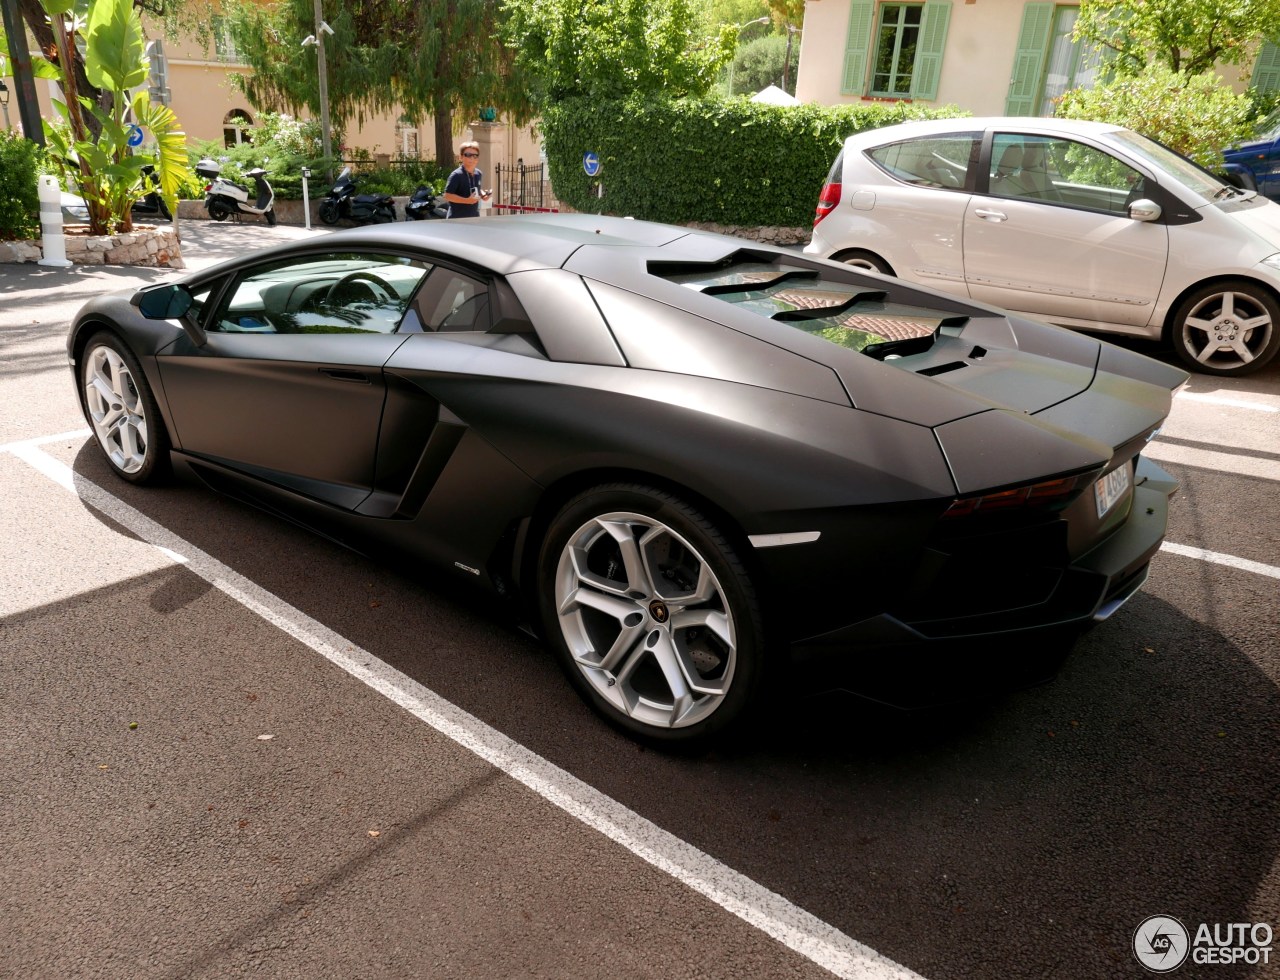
[84,345,149,474]
[554,511,737,730]
[1179,288,1274,371]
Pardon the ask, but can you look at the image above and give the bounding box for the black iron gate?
[494,161,558,213]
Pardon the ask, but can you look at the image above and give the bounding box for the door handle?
[974,208,1008,222]
[321,368,371,384]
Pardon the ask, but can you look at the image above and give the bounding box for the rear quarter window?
[866,133,980,190]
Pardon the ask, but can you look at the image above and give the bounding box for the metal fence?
[493,161,559,214]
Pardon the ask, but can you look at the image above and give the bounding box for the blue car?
[1223,108,1280,199]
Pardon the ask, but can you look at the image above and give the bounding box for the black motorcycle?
[404,184,447,220]
[318,166,397,225]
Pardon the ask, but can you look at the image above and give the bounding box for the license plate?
[1094,464,1131,519]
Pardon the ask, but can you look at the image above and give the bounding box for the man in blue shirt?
[443,141,492,218]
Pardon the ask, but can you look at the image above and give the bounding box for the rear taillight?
[942,474,1090,520]
[814,182,841,226]
[204,183,212,193]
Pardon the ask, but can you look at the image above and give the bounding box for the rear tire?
[207,201,231,221]
[538,484,767,745]
[834,249,894,275]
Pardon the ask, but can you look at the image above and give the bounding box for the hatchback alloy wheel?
[1172,281,1280,376]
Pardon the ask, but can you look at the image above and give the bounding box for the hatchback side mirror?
[1128,199,1162,222]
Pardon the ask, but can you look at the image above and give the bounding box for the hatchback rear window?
[657,257,966,357]
[866,133,980,189]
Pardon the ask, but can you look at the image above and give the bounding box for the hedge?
[0,133,45,241]
[541,96,970,227]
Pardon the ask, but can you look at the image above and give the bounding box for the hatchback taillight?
[814,182,841,226]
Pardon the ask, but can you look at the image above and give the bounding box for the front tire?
[81,332,169,484]
[265,208,278,227]
[1170,280,1280,376]
[538,484,766,744]
[318,200,340,225]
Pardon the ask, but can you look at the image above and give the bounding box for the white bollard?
[37,175,74,268]
[301,168,311,231]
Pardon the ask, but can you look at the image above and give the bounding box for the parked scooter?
[405,184,447,220]
[195,158,277,225]
[318,167,397,225]
[131,165,172,221]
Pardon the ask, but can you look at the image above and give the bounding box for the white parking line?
[4,440,925,980]
[1176,391,1279,413]
[1160,542,1280,580]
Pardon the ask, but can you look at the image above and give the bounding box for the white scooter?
[195,158,277,226]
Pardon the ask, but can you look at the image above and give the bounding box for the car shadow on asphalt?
[58,438,1280,980]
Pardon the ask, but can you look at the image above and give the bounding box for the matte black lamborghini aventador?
[68,214,1188,743]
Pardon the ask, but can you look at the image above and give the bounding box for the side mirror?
[132,283,206,345]
[135,282,193,319]
[1128,199,1162,222]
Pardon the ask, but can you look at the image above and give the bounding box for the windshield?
[1255,107,1280,142]
[1107,129,1225,200]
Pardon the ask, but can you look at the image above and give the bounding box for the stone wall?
[0,225,184,269]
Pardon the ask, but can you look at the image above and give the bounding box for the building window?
[212,16,239,63]
[224,109,253,147]
[1006,3,1103,116]
[871,5,922,96]
[396,118,420,158]
[841,1,951,101]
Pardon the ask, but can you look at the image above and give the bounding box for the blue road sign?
[127,125,145,148]
[583,152,601,177]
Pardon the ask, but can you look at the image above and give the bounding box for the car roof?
[311,214,712,276]
[845,116,1128,147]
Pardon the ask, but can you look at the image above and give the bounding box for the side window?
[842,1,951,100]
[412,268,490,332]
[990,134,1141,215]
[210,253,431,335]
[866,133,978,189]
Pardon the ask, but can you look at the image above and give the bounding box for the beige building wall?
[794,0,1258,115]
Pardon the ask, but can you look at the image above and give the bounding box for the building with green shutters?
[794,0,1278,115]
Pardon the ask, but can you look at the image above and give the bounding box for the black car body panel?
[68,214,1188,712]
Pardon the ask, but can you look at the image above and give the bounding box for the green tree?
[729,33,798,95]
[1074,0,1280,77]
[501,0,735,107]
[38,0,188,234]
[1056,63,1253,167]
[222,0,527,165]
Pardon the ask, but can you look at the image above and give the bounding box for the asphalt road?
[2,221,1278,980]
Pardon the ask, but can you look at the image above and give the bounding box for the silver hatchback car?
[806,117,1280,376]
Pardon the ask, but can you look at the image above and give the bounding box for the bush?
[541,96,968,226]
[1056,64,1254,168]
[0,133,46,241]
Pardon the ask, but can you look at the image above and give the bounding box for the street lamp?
[0,79,10,131]
[782,25,803,95]
[301,2,334,179]
[728,16,772,96]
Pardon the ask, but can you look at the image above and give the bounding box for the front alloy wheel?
[542,486,765,742]
[82,334,167,484]
[1172,281,1280,375]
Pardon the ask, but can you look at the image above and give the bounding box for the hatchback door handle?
[974,208,1007,222]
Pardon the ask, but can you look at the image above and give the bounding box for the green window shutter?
[1252,41,1280,94]
[910,1,952,100]
[1005,2,1054,115]
[841,1,876,96]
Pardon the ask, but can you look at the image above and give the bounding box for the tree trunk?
[18,0,104,139]
[434,91,453,168]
